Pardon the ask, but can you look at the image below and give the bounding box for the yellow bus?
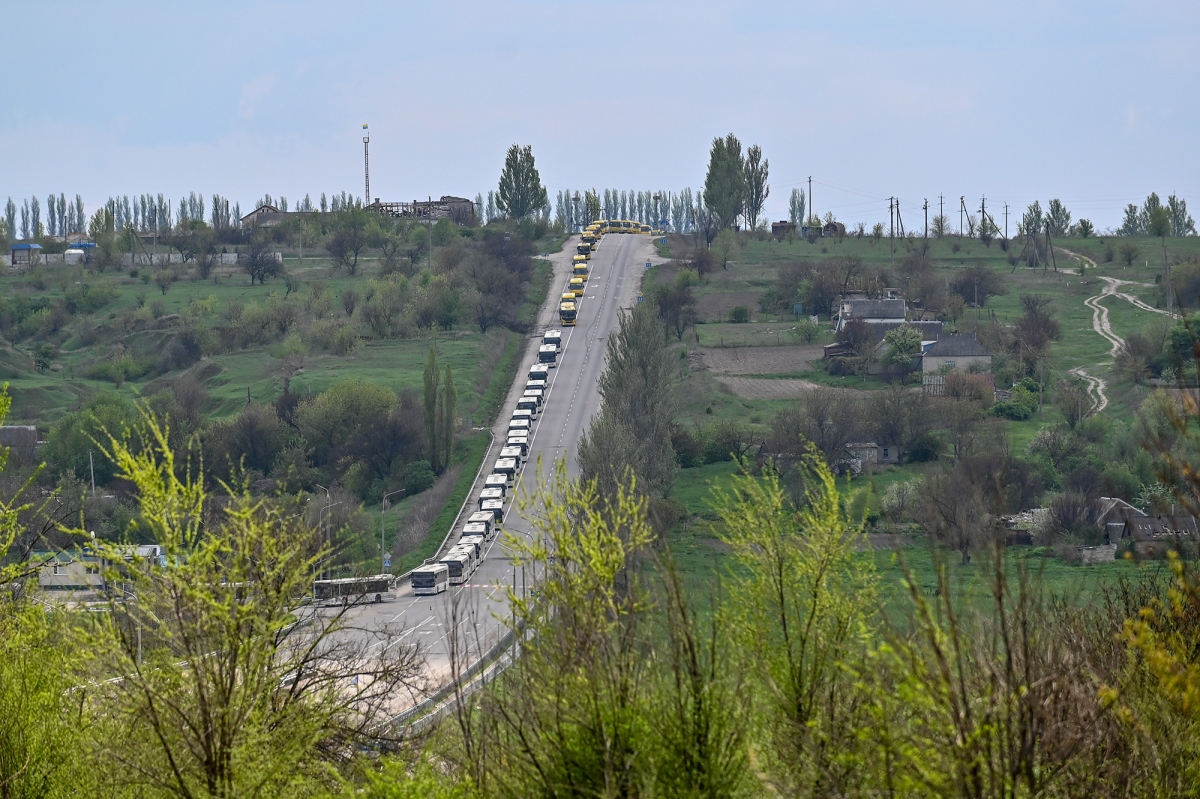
[569,276,585,297]
[573,262,589,278]
[559,301,577,326]
[576,243,591,259]
[639,223,651,233]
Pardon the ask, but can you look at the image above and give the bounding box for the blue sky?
[3,0,1197,231]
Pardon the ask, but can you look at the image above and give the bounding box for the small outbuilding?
[10,242,43,266]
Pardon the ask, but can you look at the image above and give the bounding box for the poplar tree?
[423,348,441,473]
[496,144,548,220]
[703,133,747,231]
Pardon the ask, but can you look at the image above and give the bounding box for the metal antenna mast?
[362,123,370,205]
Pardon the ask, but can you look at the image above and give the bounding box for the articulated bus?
[411,562,449,595]
[313,574,393,605]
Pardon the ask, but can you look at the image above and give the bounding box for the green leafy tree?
[712,228,739,270]
[1020,200,1043,237]
[882,323,923,372]
[1120,203,1143,236]
[294,379,397,469]
[423,348,442,473]
[1045,198,1072,236]
[742,143,769,230]
[716,455,877,792]
[788,187,806,225]
[496,144,548,220]
[242,230,283,285]
[703,133,747,232]
[325,207,371,275]
[579,304,677,502]
[80,412,423,799]
[1074,218,1094,237]
[1168,194,1196,237]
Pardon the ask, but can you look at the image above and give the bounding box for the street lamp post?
[315,484,334,580]
[380,489,405,574]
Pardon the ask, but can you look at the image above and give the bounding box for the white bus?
[537,344,559,367]
[493,458,519,483]
[467,511,496,538]
[506,435,529,456]
[512,408,534,423]
[483,474,509,495]
[508,418,531,433]
[312,574,393,605]
[529,363,549,381]
[543,329,562,348]
[410,563,450,595]
[525,379,547,393]
[463,522,491,541]
[516,396,539,416]
[481,498,505,523]
[522,388,544,406]
[479,486,505,506]
[457,535,485,559]
[499,445,525,465]
[439,551,472,585]
[448,543,477,573]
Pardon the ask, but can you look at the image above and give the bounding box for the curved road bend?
[329,231,655,706]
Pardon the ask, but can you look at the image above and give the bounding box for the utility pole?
[939,194,944,236]
[362,123,371,207]
[923,198,929,242]
[980,195,986,239]
[808,176,813,226]
[1004,203,1009,242]
[889,197,895,268]
[959,196,965,237]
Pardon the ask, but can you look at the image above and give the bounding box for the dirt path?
[1056,244,1181,416]
[1069,367,1109,415]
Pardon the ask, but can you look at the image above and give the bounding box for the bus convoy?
[412,326,564,594]
[334,224,648,602]
[559,218,652,327]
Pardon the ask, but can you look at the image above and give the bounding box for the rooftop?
[923,334,992,358]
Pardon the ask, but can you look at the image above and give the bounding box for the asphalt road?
[337,231,654,704]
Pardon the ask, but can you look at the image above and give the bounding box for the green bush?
[992,385,1039,420]
[63,280,119,315]
[729,305,750,323]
